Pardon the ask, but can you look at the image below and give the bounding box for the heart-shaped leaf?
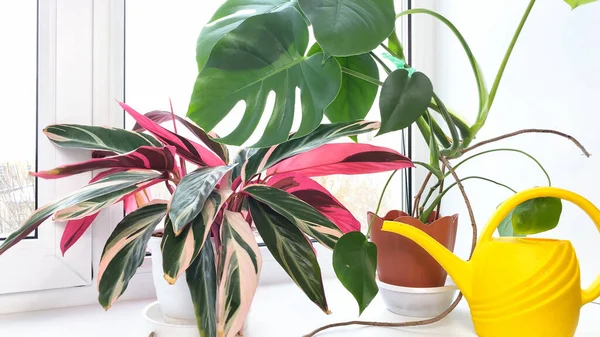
[564,0,598,9]
[497,209,525,237]
[187,7,342,147]
[307,43,379,124]
[512,197,563,235]
[333,232,378,314]
[298,0,395,56]
[378,69,433,136]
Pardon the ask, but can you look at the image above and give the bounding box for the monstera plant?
[0,101,412,336]
[189,0,596,335]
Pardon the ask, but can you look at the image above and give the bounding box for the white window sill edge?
[3,277,600,337]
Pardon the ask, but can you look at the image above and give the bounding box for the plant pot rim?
[367,210,459,225]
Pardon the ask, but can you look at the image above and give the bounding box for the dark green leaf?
[168,165,234,235]
[242,120,380,181]
[298,0,395,56]
[196,0,294,72]
[513,197,563,235]
[98,202,167,309]
[44,124,161,153]
[186,235,217,337]
[231,148,258,182]
[244,185,342,249]
[307,43,379,124]
[564,0,598,9]
[248,198,329,313]
[497,209,525,237]
[378,69,433,136]
[333,232,378,314]
[188,7,342,147]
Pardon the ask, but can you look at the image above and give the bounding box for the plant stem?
[366,170,398,237]
[471,0,536,134]
[341,66,383,86]
[169,98,187,177]
[420,175,516,222]
[435,166,445,219]
[422,113,451,149]
[462,128,590,157]
[433,93,460,157]
[454,148,551,186]
[412,171,432,217]
[369,52,392,75]
[379,43,404,62]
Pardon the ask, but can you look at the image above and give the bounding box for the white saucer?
[376,277,459,318]
[142,301,199,337]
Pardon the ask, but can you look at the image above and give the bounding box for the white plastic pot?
[147,237,196,325]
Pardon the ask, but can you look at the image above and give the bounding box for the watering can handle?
[481,186,600,305]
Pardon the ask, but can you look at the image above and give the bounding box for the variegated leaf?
[120,102,225,167]
[44,124,161,153]
[186,235,217,337]
[268,173,360,233]
[247,199,328,313]
[60,212,100,255]
[168,165,234,235]
[244,185,342,249]
[162,189,231,284]
[98,202,167,309]
[217,211,262,337]
[266,143,413,177]
[0,170,163,255]
[132,110,229,163]
[32,146,176,179]
[241,120,380,181]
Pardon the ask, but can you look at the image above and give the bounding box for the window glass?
[0,1,37,238]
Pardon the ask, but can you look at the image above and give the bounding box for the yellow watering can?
[382,187,600,337]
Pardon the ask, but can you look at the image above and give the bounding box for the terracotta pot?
[369,210,458,288]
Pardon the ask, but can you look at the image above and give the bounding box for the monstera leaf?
[196,0,295,72]
[298,0,395,56]
[188,7,342,147]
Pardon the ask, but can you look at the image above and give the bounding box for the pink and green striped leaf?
[98,202,167,309]
[241,120,380,181]
[44,124,161,153]
[268,173,359,233]
[32,146,176,179]
[60,212,100,255]
[186,233,217,337]
[0,170,163,255]
[248,199,328,313]
[266,143,413,177]
[217,211,262,337]
[119,102,225,167]
[244,185,342,249]
[168,165,235,235]
[162,189,231,284]
[132,110,229,163]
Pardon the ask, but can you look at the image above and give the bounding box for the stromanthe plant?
[0,101,412,337]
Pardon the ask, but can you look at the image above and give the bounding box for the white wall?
[428,1,600,286]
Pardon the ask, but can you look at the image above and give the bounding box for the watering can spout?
[382,220,473,298]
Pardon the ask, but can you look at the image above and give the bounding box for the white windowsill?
[3,277,600,337]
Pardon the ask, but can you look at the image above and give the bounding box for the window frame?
[0,0,417,314]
